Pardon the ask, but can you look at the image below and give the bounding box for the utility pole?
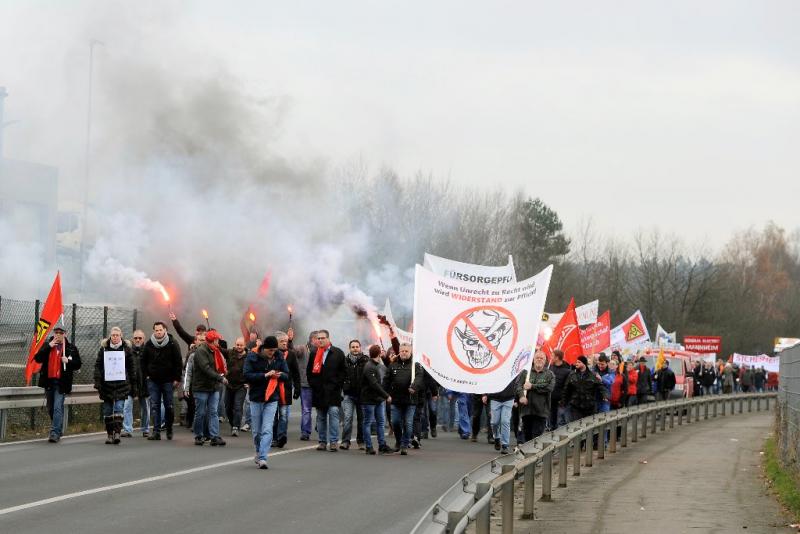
[0,86,8,158]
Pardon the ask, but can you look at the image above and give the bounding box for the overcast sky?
[1,1,798,244]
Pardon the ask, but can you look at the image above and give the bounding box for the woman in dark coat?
[94,326,136,444]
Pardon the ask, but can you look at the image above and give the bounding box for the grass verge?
[763,436,800,522]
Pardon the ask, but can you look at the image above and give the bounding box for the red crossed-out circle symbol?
[446,305,519,375]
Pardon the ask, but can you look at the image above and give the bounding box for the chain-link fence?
[0,296,138,438]
[777,343,800,469]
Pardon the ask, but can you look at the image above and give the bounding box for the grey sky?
[1,1,798,244]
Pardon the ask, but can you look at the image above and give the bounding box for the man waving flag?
[24,272,64,385]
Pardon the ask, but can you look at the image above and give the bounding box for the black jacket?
[224,348,248,390]
[192,342,225,392]
[562,369,606,414]
[277,349,302,404]
[243,352,290,403]
[701,366,716,388]
[383,358,425,405]
[360,359,391,405]
[34,338,81,394]
[488,375,520,402]
[550,361,573,401]
[93,339,136,401]
[130,343,148,398]
[635,364,653,395]
[657,366,676,393]
[142,334,183,384]
[306,345,347,409]
[343,353,368,398]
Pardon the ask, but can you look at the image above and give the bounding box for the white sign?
[423,253,516,285]
[542,300,599,328]
[732,353,779,373]
[655,324,676,346]
[413,264,552,394]
[608,310,650,353]
[103,351,126,381]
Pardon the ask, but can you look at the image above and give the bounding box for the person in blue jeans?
[94,327,136,445]
[142,322,183,441]
[34,326,81,443]
[360,345,393,454]
[306,330,347,451]
[288,329,317,440]
[484,372,519,455]
[191,330,229,446]
[122,330,149,437]
[443,389,472,438]
[384,343,424,455]
[244,336,289,469]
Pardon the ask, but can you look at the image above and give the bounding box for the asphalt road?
[0,415,499,534]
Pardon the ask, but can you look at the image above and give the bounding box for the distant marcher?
[306,330,347,451]
[485,372,519,455]
[190,330,228,446]
[384,343,424,455]
[360,345,393,455]
[142,321,183,440]
[223,337,249,437]
[94,327,136,444]
[741,365,754,393]
[34,326,81,443]
[517,350,555,442]
[562,356,606,421]
[722,363,735,394]
[122,329,149,437]
[657,360,676,400]
[290,329,317,440]
[548,350,573,429]
[273,332,301,447]
[635,357,653,405]
[754,366,766,393]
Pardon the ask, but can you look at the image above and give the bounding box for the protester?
[722,363,735,394]
[691,361,703,397]
[384,342,424,455]
[470,393,493,443]
[289,329,317,440]
[191,330,229,446]
[702,360,716,396]
[625,359,639,406]
[562,355,606,421]
[548,349,572,430]
[223,337,248,437]
[169,312,207,349]
[755,366,767,393]
[271,332,301,447]
[635,357,653,405]
[341,339,368,450]
[34,326,81,443]
[306,330,346,451]
[657,360,676,400]
[607,360,627,409]
[244,336,289,469]
[122,329,149,438]
[142,321,183,441]
[93,326,136,445]
[360,345,393,455]
[412,368,439,446]
[517,350,555,442]
[484,370,519,455]
[741,365,754,393]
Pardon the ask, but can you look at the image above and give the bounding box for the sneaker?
[431,427,437,438]
[460,434,471,440]
[254,454,259,465]
[203,436,211,442]
[48,433,59,443]
[411,437,420,449]
[148,433,161,441]
[400,447,408,456]
[277,436,287,448]
[231,427,239,437]
[470,435,478,442]
[487,435,494,444]
[365,448,376,455]
[160,422,167,430]
[340,442,350,450]
[105,434,114,445]
[241,424,250,432]
[379,445,393,455]
[194,437,204,446]
[500,446,509,455]
[210,437,226,447]
[494,438,501,451]
[300,435,310,441]
[120,431,133,438]
[166,429,173,440]
[142,431,150,438]
[328,443,338,452]
[316,443,327,451]
[258,460,268,470]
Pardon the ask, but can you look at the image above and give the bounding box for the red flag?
[25,272,63,385]
[542,298,582,364]
[580,310,611,354]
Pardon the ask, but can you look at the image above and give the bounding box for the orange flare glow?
[202,309,209,319]
[248,312,256,322]
[160,287,170,302]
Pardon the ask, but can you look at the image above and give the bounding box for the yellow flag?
[656,348,666,371]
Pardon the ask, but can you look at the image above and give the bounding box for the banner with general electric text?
[423,253,517,284]
[732,353,779,373]
[683,335,721,354]
[413,264,552,394]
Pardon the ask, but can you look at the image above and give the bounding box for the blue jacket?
[243,351,289,403]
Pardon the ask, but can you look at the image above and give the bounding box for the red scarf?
[48,344,63,379]
[265,373,286,404]
[211,344,227,375]
[311,344,329,374]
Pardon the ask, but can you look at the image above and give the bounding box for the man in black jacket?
[142,321,183,440]
[657,360,677,400]
[122,329,150,437]
[34,326,81,443]
[306,330,347,451]
[635,357,653,405]
[340,339,368,450]
[548,350,572,430]
[273,331,302,447]
[562,355,606,421]
[360,344,393,455]
[483,373,520,455]
[384,342,425,455]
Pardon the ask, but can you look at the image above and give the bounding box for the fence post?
[71,303,77,343]
[102,306,109,338]
[651,409,657,434]
[766,397,770,411]
[669,405,675,428]
[738,398,744,414]
[686,402,692,424]
[678,405,684,425]
[132,308,138,332]
[501,464,515,534]
[541,451,553,501]
[721,398,727,416]
[757,397,761,411]
[572,437,581,476]
[748,397,753,413]
[475,482,492,534]
[713,399,718,417]
[695,403,700,421]
[704,402,709,420]
[0,409,6,441]
[522,462,536,519]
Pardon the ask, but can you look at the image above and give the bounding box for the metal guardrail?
[411,392,776,534]
[0,384,101,440]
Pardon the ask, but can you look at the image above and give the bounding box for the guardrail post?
[669,405,675,428]
[447,510,465,533]
[757,397,761,411]
[695,403,700,421]
[660,408,666,431]
[738,398,743,414]
[766,397,770,411]
[631,414,638,443]
[721,398,727,416]
[0,409,6,441]
[641,412,647,439]
[621,416,628,447]
[522,462,536,519]
[541,451,553,501]
[650,409,657,434]
[686,402,692,424]
[609,421,618,453]
[558,437,569,487]
[475,482,492,534]
[598,424,606,459]
[704,402,709,420]
[62,405,70,434]
[585,430,593,467]
[713,399,718,417]
[103,306,109,338]
[572,437,581,476]
[747,397,752,413]
[678,405,684,425]
[501,464,515,534]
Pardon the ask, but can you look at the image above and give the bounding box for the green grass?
[763,436,800,521]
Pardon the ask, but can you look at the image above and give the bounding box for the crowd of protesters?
[33,320,778,468]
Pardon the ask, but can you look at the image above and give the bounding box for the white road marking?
[0,445,317,516]
[0,432,106,447]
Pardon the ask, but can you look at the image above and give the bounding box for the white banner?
[655,324,676,346]
[542,299,599,328]
[732,353,779,373]
[103,351,126,381]
[423,253,516,285]
[608,310,650,354]
[413,264,552,394]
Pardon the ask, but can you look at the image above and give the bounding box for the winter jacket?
[343,353,368,398]
[549,361,573,402]
[360,359,391,405]
[488,375,519,402]
[625,367,639,397]
[702,367,716,388]
[288,340,312,388]
[754,369,766,389]
[420,369,440,402]
[142,334,183,384]
[276,349,302,405]
[562,369,606,414]
[191,343,225,393]
[224,348,248,390]
[130,343,148,398]
[635,364,653,395]
[93,339,136,401]
[722,366,735,392]
[34,338,82,394]
[306,345,347,409]
[609,372,627,409]
[243,352,289,403]
[383,358,425,405]
[516,368,555,418]
[742,369,755,388]
[657,366,676,394]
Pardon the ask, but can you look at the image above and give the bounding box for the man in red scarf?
[191,329,229,446]
[34,326,81,443]
[305,330,347,451]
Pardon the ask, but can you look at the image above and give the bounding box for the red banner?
[542,298,582,364]
[683,335,721,354]
[580,310,611,354]
[24,272,63,385]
